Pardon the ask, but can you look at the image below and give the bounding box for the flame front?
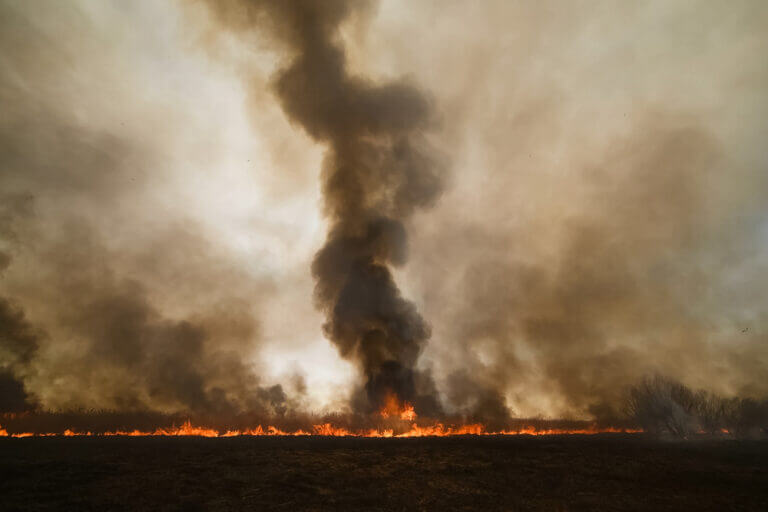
[0,420,640,438]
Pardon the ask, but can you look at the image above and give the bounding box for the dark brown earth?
[1,435,766,511]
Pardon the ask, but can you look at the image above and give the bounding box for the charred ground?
[1,435,766,511]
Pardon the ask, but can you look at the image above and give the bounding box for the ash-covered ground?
[1,435,766,511]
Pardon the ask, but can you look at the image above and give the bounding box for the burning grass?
[0,419,640,438]
[0,410,639,439]
[9,378,768,440]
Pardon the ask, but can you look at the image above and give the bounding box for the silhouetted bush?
[625,375,768,438]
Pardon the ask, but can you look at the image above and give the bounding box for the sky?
[1,0,767,421]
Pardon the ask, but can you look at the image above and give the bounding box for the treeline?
[625,375,768,438]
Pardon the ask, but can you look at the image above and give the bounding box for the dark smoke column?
[205,1,442,412]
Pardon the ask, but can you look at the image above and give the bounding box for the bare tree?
[625,375,768,438]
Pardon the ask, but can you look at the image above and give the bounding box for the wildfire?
[379,392,417,421]
[0,420,640,438]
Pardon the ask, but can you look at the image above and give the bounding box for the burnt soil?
[1,434,766,511]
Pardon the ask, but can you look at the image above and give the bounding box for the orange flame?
[0,421,641,438]
[379,392,417,421]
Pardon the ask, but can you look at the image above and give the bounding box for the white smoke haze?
[0,0,766,423]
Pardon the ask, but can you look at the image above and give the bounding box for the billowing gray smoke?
[203,0,443,413]
[0,1,292,417]
[2,0,766,429]
[0,296,39,412]
[0,197,39,412]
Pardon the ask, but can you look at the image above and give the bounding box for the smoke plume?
[0,297,39,412]
[201,0,444,413]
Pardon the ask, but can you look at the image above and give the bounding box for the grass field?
[1,435,766,511]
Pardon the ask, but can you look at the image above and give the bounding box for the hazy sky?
[1,0,766,420]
